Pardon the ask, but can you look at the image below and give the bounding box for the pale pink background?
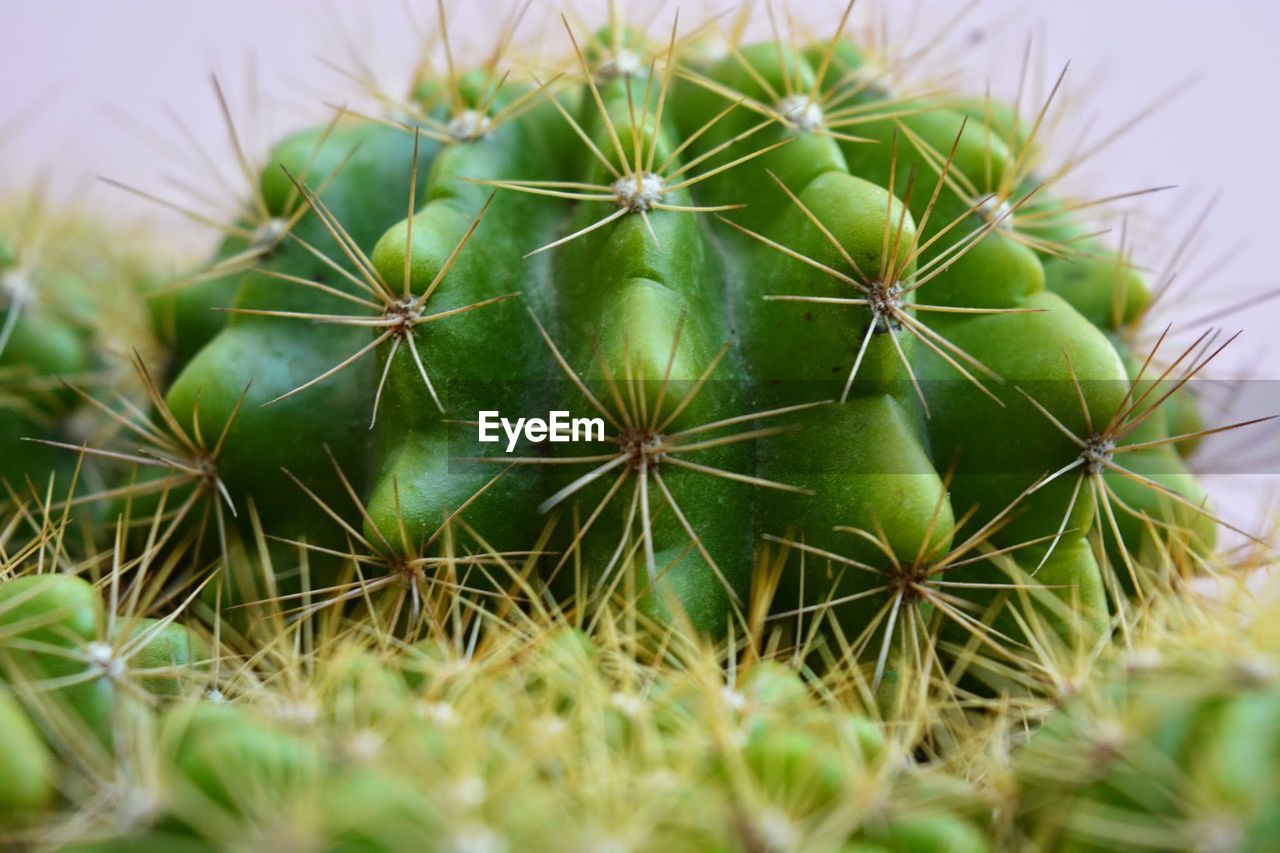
[2,0,1278,532]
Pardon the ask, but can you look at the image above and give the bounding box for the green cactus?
[0,573,211,747]
[0,685,57,820]
[0,2,1274,849]
[1012,592,1280,851]
[0,558,997,849]
[5,6,1242,664]
[0,199,160,501]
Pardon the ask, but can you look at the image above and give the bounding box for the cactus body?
[0,4,1270,849]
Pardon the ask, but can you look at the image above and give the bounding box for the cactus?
[0,197,160,502]
[1009,580,1280,851]
[43,6,1239,653]
[0,1,1276,849]
[0,537,996,849]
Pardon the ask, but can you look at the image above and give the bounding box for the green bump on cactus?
[0,686,56,820]
[164,699,323,818]
[124,618,210,698]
